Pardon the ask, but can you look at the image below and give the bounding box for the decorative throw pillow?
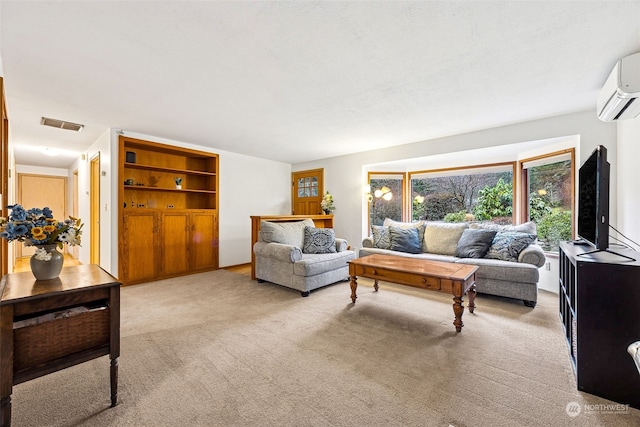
[423,222,468,255]
[302,226,337,254]
[382,219,426,249]
[454,229,497,258]
[371,225,391,249]
[389,226,422,254]
[485,231,537,262]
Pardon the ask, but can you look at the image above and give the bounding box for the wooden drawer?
[359,266,441,291]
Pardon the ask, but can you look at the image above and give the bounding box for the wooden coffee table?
[348,254,479,332]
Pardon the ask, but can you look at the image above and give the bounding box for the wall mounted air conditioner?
[597,52,640,122]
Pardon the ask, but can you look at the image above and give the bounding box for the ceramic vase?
[30,244,64,280]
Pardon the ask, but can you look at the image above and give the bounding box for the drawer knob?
[422,278,427,284]
[372,269,377,275]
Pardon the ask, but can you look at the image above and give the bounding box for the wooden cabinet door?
[190,211,218,271]
[161,212,191,276]
[121,212,158,283]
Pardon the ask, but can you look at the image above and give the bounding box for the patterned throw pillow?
[485,231,537,262]
[389,226,422,254]
[371,225,391,249]
[302,226,337,254]
[455,229,497,258]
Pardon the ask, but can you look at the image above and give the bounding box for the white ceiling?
[1,1,639,169]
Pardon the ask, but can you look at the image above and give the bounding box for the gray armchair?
[253,219,356,296]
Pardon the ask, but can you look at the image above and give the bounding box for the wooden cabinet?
[121,211,159,284]
[558,241,640,409]
[118,136,219,285]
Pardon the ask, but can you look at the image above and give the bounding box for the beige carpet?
[11,269,640,427]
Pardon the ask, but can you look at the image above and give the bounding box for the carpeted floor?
[11,269,640,426]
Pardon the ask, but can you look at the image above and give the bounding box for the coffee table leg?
[350,275,358,303]
[467,283,477,314]
[452,296,465,332]
[374,279,379,292]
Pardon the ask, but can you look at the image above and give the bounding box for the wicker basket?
[13,307,110,372]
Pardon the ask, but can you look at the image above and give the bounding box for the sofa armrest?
[362,237,374,248]
[518,243,546,268]
[336,238,349,252]
[253,241,303,263]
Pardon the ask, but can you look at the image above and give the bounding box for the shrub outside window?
[410,164,515,224]
[521,151,574,253]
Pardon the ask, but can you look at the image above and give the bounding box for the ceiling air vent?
[40,117,84,132]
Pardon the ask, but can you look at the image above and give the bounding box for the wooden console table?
[348,254,478,332]
[0,264,121,427]
[250,214,334,280]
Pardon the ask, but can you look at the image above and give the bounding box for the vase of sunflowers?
[0,205,83,280]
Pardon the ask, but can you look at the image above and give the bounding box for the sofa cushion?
[470,221,537,235]
[455,229,497,258]
[389,226,422,254]
[485,231,537,262]
[259,219,315,248]
[371,225,391,249]
[302,226,337,254]
[423,222,468,255]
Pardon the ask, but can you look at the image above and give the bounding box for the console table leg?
[1,396,11,427]
[373,279,379,292]
[467,283,477,314]
[350,276,358,303]
[110,357,119,407]
[452,296,465,332]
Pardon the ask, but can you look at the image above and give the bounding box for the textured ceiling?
[1,1,639,168]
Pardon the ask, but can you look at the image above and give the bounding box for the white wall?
[617,116,640,247]
[293,110,618,294]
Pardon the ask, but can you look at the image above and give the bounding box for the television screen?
[577,145,610,250]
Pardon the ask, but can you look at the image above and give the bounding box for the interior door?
[17,173,67,257]
[90,155,100,264]
[292,168,323,216]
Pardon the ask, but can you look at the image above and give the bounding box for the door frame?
[90,154,100,264]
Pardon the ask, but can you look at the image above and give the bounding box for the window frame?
[367,172,406,228]
[408,161,516,224]
[518,148,575,252]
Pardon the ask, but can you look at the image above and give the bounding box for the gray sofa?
[253,219,357,296]
[359,219,546,307]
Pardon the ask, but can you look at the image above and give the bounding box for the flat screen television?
[577,145,610,250]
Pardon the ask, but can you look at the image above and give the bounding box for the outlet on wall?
[545,262,551,271]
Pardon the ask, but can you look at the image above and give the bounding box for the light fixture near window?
[40,117,84,132]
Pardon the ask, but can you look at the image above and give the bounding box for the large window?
[367,173,403,226]
[520,150,574,253]
[410,163,515,224]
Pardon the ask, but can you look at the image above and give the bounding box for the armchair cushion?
[259,219,315,247]
[303,226,337,254]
